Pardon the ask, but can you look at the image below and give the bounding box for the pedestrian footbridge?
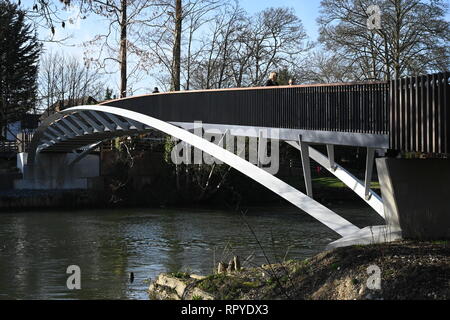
[17,72,450,247]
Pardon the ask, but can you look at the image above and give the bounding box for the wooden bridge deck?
[32,72,449,155]
[101,72,449,154]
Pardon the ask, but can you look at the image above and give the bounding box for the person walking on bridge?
[265,72,279,86]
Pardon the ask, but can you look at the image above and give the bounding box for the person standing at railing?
[265,72,279,86]
[152,87,160,93]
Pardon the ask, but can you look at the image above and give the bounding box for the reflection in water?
[0,205,383,299]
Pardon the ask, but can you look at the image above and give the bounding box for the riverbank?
[0,175,373,211]
[0,189,107,211]
[148,241,449,300]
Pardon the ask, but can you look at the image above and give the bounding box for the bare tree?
[188,1,246,89]
[172,0,182,91]
[318,0,450,80]
[189,6,312,89]
[142,0,224,91]
[300,50,357,83]
[38,51,105,115]
[242,7,312,86]
[80,0,158,98]
[183,0,224,89]
[18,0,89,44]
[20,0,159,96]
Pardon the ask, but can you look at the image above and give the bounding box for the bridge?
[16,72,450,248]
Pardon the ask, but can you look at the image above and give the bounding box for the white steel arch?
[28,105,360,238]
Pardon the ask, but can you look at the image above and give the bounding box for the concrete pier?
[15,152,100,190]
[376,158,450,240]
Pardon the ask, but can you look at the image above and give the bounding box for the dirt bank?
[149,241,449,300]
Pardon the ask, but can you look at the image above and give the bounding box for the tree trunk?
[172,0,182,91]
[384,36,391,81]
[186,23,193,90]
[119,0,128,98]
[393,0,401,79]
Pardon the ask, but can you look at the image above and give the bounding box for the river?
[0,204,383,300]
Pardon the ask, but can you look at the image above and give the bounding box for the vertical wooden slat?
[394,78,399,149]
[318,85,322,130]
[442,72,450,153]
[420,75,425,152]
[374,83,378,133]
[437,73,443,153]
[366,84,369,133]
[401,77,405,150]
[346,85,349,132]
[361,84,365,133]
[317,86,320,130]
[432,73,437,153]
[385,82,389,135]
[414,76,419,152]
[392,78,398,149]
[304,87,308,130]
[409,76,414,151]
[428,75,433,152]
[442,72,448,153]
[300,87,303,129]
[320,85,323,130]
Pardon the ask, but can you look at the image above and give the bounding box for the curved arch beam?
[27,111,148,164]
[28,105,360,237]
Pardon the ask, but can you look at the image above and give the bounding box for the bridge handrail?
[390,72,450,154]
[32,72,450,156]
[104,81,391,136]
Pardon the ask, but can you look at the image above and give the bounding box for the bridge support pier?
[376,158,450,240]
[14,152,100,190]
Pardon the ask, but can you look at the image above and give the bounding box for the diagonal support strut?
[286,141,385,219]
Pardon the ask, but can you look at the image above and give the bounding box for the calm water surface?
[0,204,383,299]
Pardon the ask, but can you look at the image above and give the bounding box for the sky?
[38,0,322,55]
[241,0,321,39]
[32,0,323,95]
[27,0,449,95]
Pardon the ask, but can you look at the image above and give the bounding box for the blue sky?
[33,0,448,95]
[241,0,321,39]
[41,0,322,54]
[34,0,324,95]
[36,0,324,93]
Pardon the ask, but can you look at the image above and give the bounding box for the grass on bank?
[154,241,449,300]
[313,177,380,189]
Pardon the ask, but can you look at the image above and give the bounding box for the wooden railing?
[390,72,450,154]
[26,71,450,155]
[105,81,390,135]
[105,73,450,154]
